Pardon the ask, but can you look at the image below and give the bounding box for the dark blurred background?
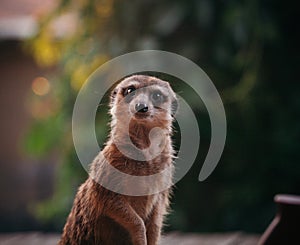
[0,0,299,235]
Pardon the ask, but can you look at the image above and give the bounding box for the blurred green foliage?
[25,0,299,232]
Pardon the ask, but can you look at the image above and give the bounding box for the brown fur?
[59,75,177,245]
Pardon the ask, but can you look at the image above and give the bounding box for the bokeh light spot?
[32,77,50,96]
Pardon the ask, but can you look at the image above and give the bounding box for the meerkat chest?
[127,194,159,220]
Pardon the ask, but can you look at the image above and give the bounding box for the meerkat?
[59,75,178,245]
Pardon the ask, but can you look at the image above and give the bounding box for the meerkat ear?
[171,97,178,117]
[110,88,118,105]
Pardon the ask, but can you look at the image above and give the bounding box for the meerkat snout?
[135,102,148,113]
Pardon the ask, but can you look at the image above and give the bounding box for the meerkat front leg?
[145,202,166,245]
[105,196,147,245]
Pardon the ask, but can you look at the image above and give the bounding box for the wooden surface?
[0,232,260,245]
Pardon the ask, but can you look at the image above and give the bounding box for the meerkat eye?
[151,90,165,104]
[124,86,136,96]
[123,86,136,103]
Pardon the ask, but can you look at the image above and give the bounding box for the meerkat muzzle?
[135,103,149,113]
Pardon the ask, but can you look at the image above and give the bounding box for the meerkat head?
[110,75,178,130]
[108,75,178,152]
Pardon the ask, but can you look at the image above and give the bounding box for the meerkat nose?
[135,103,148,113]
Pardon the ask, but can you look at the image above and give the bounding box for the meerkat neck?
[112,121,170,149]
[105,121,172,164]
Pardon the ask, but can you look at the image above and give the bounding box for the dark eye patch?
[151,90,166,106]
[123,85,136,103]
